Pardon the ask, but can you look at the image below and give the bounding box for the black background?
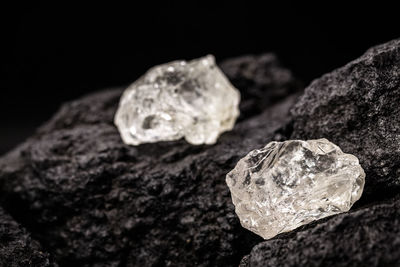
[1,2,399,155]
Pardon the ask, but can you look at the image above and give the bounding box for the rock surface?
[240,195,400,267]
[220,54,301,120]
[1,38,400,266]
[0,54,300,267]
[242,39,400,266]
[291,38,400,202]
[0,207,51,267]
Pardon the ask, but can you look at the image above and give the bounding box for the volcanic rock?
[220,53,302,120]
[0,207,51,267]
[0,54,300,266]
[242,38,400,266]
[240,195,400,267]
[291,38,400,201]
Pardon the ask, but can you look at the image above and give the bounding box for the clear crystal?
[114,55,240,145]
[226,138,365,239]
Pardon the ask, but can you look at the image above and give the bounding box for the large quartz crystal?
[226,138,365,239]
[114,55,240,145]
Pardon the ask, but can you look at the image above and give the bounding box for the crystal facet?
[114,55,240,145]
[226,138,365,239]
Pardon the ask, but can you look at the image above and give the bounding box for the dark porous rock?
[241,39,400,266]
[240,196,400,267]
[220,54,302,120]
[0,207,51,267]
[291,38,400,203]
[0,54,301,266]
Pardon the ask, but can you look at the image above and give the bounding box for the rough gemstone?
[114,55,241,145]
[226,138,365,239]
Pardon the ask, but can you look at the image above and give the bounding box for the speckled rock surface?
[240,196,400,267]
[291,38,400,202]
[0,207,51,267]
[0,54,300,267]
[220,54,301,120]
[2,38,400,266]
[241,39,400,266]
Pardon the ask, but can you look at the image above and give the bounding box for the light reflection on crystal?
[114,55,240,145]
[226,138,365,239]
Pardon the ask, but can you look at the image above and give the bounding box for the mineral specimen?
[226,138,365,239]
[240,195,400,267]
[114,55,241,145]
[291,38,400,199]
[0,53,299,267]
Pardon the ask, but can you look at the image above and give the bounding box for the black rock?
[291,38,400,203]
[0,54,301,266]
[0,207,51,267]
[241,39,400,266]
[220,54,302,120]
[240,196,400,267]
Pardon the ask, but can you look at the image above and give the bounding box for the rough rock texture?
[220,54,301,120]
[240,195,400,267]
[241,39,400,266]
[291,38,400,202]
[0,54,300,267]
[0,207,51,267]
[2,38,400,266]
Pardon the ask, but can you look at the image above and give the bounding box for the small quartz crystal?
[226,138,365,239]
[114,55,240,145]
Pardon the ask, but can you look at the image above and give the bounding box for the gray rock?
[240,196,400,267]
[0,207,51,267]
[242,39,400,267]
[291,38,400,202]
[220,54,302,120]
[0,54,300,266]
[4,37,399,266]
